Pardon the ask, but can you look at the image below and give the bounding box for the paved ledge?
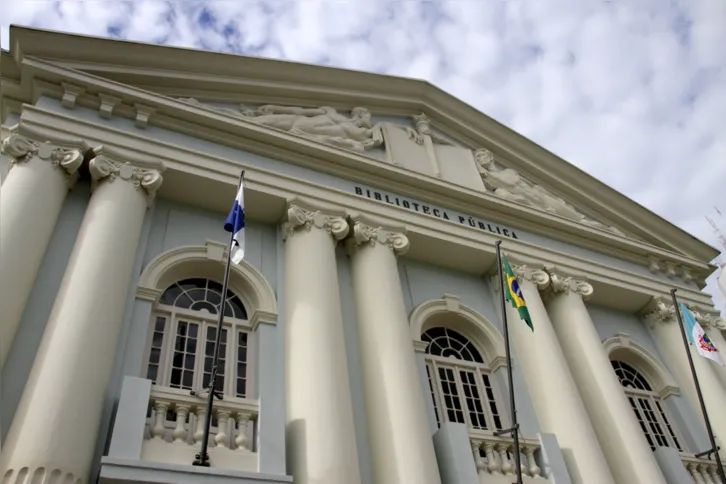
[99,457,293,484]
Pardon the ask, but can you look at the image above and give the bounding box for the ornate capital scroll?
[88,156,163,205]
[2,133,83,186]
[347,220,410,256]
[640,297,676,327]
[545,268,594,300]
[513,264,551,291]
[281,203,349,242]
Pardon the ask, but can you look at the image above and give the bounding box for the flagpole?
[494,240,523,484]
[193,170,245,467]
[670,289,726,481]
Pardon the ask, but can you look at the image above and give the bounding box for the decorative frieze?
[348,220,410,256]
[546,269,594,300]
[281,203,349,242]
[1,133,83,186]
[88,156,163,204]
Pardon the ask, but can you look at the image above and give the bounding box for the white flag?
[680,303,725,367]
[223,181,245,265]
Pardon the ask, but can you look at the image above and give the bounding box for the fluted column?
[500,265,616,484]
[544,271,667,484]
[347,217,442,484]
[282,201,361,484]
[0,134,83,365]
[0,156,162,483]
[645,299,726,449]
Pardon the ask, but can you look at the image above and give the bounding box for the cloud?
[3,0,725,310]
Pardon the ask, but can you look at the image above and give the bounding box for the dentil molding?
[1,132,84,186]
[88,155,164,205]
[348,219,410,255]
[281,202,349,242]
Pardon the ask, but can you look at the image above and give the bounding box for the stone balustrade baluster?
[484,441,501,474]
[525,444,542,478]
[193,407,206,443]
[700,464,715,484]
[689,462,706,484]
[151,401,169,440]
[215,409,231,448]
[235,412,251,451]
[498,443,513,476]
[172,404,190,444]
[471,441,486,477]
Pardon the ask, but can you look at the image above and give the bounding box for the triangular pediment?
[168,98,629,238]
[2,25,720,267]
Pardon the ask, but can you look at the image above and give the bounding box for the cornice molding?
[9,101,718,313]
[4,53,724,268]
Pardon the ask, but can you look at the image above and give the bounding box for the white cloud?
[3,0,725,311]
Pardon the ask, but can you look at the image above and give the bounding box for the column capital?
[640,297,676,327]
[489,263,550,292]
[282,201,349,241]
[348,219,410,256]
[89,155,163,205]
[2,133,84,186]
[545,268,594,300]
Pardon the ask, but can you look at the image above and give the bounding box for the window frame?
[423,328,507,433]
[612,360,684,452]
[142,290,256,399]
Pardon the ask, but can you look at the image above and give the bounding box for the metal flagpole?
[670,289,726,482]
[494,240,523,484]
[193,170,245,467]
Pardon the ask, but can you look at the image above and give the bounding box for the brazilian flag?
[502,255,533,331]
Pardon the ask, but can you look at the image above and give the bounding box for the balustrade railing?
[680,453,726,484]
[145,385,258,453]
[470,430,543,480]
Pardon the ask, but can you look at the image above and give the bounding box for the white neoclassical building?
[1,26,726,484]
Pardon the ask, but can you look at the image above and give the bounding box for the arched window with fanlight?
[612,360,683,451]
[423,327,504,432]
[144,278,253,398]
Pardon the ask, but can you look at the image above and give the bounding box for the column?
[544,271,668,484]
[0,156,162,483]
[282,201,361,484]
[0,134,83,365]
[501,265,616,484]
[347,217,442,484]
[645,298,726,449]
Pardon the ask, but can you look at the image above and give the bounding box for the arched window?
[144,278,252,398]
[612,360,682,451]
[423,327,504,432]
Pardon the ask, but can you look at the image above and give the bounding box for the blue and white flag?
[224,180,245,265]
[680,303,724,367]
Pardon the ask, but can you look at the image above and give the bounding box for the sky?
[2,0,726,311]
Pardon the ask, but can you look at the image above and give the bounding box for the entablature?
[5,101,717,316]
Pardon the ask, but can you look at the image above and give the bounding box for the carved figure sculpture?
[239,105,384,152]
[475,148,622,234]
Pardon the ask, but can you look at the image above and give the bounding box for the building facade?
[1,26,726,484]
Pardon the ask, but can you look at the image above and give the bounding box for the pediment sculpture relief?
[239,105,384,152]
[475,148,623,235]
[412,113,455,146]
